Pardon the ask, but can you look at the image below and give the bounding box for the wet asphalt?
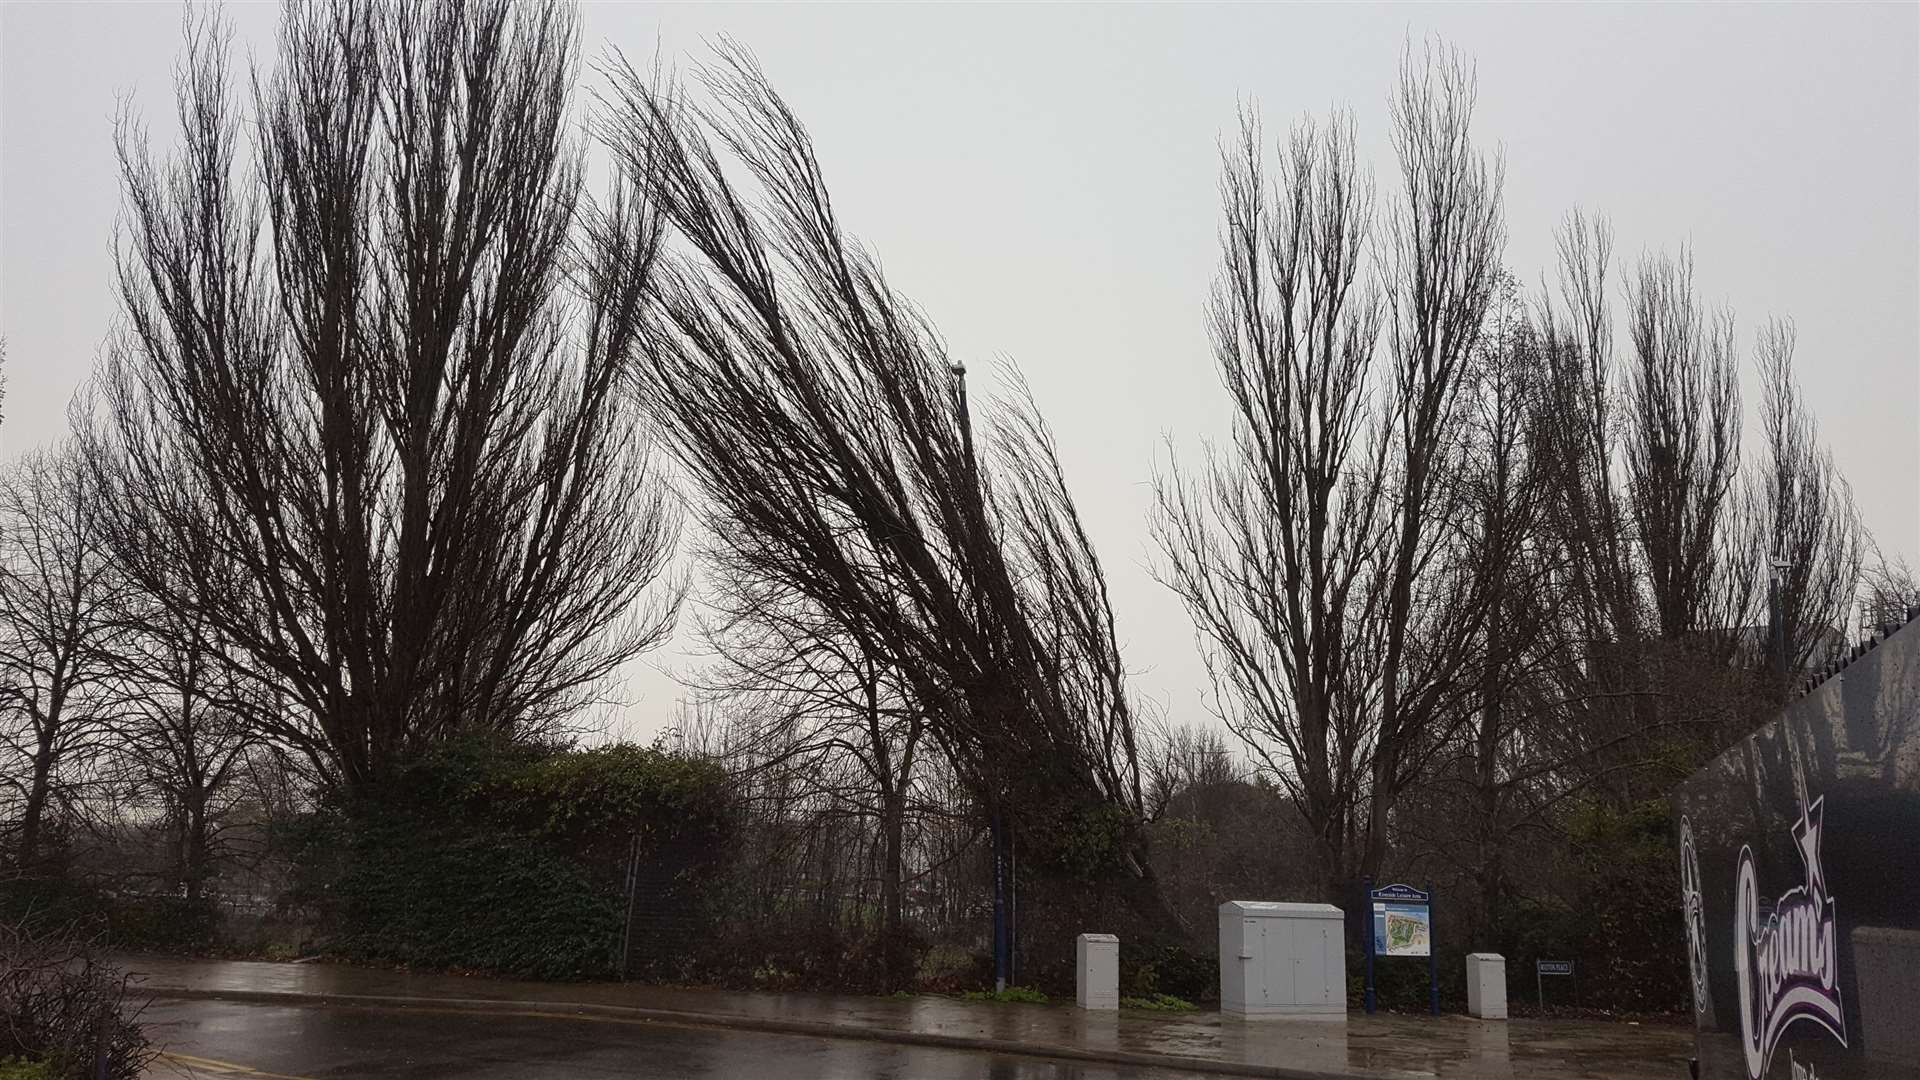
[125,956,1696,1079]
[140,997,1199,1080]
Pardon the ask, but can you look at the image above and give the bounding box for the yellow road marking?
[155,1051,316,1080]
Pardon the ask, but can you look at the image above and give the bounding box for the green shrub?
[322,737,734,981]
[915,943,989,993]
[960,986,1048,1004]
[0,880,107,939]
[335,827,621,979]
[106,896,219,952]
[1533,797,1688,1012]
[1123,943,1215,1004]
[0,924,153,1080]
[1120,993,1197,1011]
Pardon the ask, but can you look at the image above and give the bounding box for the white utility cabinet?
[1465,953,1507,1019]
[1075,933,1119,1010]
[1218,901,1346,1019]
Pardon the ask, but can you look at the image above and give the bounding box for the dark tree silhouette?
[0,446,125,869]
[603,45,1161,923]
[1532,211,1641,648]
[1622,250,1748,651]
[1361,45,1510,883]
[87,0,680,789]
[691,565,928,989]
[1153,44,1507,901]
[1528,215,1761,804]
[1151,107,1386,902]
[104,594,266,902]
[1748,318,1860,681]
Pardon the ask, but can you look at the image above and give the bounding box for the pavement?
[121,955,1694,1079]
[139,997,1187,1079]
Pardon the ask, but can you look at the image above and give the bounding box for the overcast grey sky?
[4,2,1916,740]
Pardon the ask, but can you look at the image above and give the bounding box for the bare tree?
[1622,250,1748,651]
[692,562,927,989]
[1362,43,1509,883]
[1139,716,1241,824]
[1443,277,1560,933]
[1532,211,1641,648]
[0,446,125,870]
[104,595,265,902]
[87,0,680,790]
[1528,213,1763,802]
[1859,543,1919,635]
[1151,107,1385,901]
[1748,319,1860,681]
[604,45,1160,922]
[1154,43,1505,900]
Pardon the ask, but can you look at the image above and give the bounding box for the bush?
[915,943,990,993]
[959,986,1048,1004]
[321,737,734,981]
[1123,943,1215,1004]
[335,826,621,980]
[0,924,153,1080]
[1120,993,1197,1011]
[105,896,219,952]
[1519,797,1688,1013]
[0,880,107,939]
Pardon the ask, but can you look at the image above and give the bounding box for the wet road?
[125,956,1695,1079]
[141,998,1202,1080]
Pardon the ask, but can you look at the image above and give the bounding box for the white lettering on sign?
[1733,796,1845,1080]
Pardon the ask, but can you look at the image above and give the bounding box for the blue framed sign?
[1364,881,1437,1015]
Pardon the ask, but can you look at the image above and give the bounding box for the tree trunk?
[183,790,210,903]
[18,740,55,869]
[1112,845,1194,947]
[1361,744,1396,886]
[1476,846,1508,950]
[880,788,910,990]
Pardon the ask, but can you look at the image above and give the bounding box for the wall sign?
[1672,611,1920,1080]
[1364,882,1436,1015]
[1734,795,1846,1080]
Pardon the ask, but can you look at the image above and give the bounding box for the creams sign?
[1733,796,1845,1079]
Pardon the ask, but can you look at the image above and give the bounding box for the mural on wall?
[1675,611,1920,1080]
[1731,786,1845,1079]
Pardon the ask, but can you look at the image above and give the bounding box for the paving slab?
[118,955,1692,1079]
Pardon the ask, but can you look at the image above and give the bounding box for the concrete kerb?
[136,986,1387,1080]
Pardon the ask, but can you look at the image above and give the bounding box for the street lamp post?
[949,361,1012,994]
[1769,553,1792,690]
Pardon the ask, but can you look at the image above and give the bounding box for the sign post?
[1367,882,1436,1016]
[1536,959,1574,1010]
[1363,878,1375,1015]
[1427,883,1438,1017]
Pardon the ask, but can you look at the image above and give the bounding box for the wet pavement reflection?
[126,956,1692,1079]
[142,999,1191,1079]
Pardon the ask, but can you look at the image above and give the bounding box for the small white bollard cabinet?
[1465,953,1508,1019]
[1218,900,1346,1019]
[1076,933,1119,1010]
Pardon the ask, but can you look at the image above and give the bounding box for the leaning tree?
[603,46,1169,932]
[86,0,680,790]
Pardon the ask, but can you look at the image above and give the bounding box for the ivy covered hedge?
[323,739,734,981]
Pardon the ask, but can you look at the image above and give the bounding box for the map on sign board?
[1373,902,1431,957]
